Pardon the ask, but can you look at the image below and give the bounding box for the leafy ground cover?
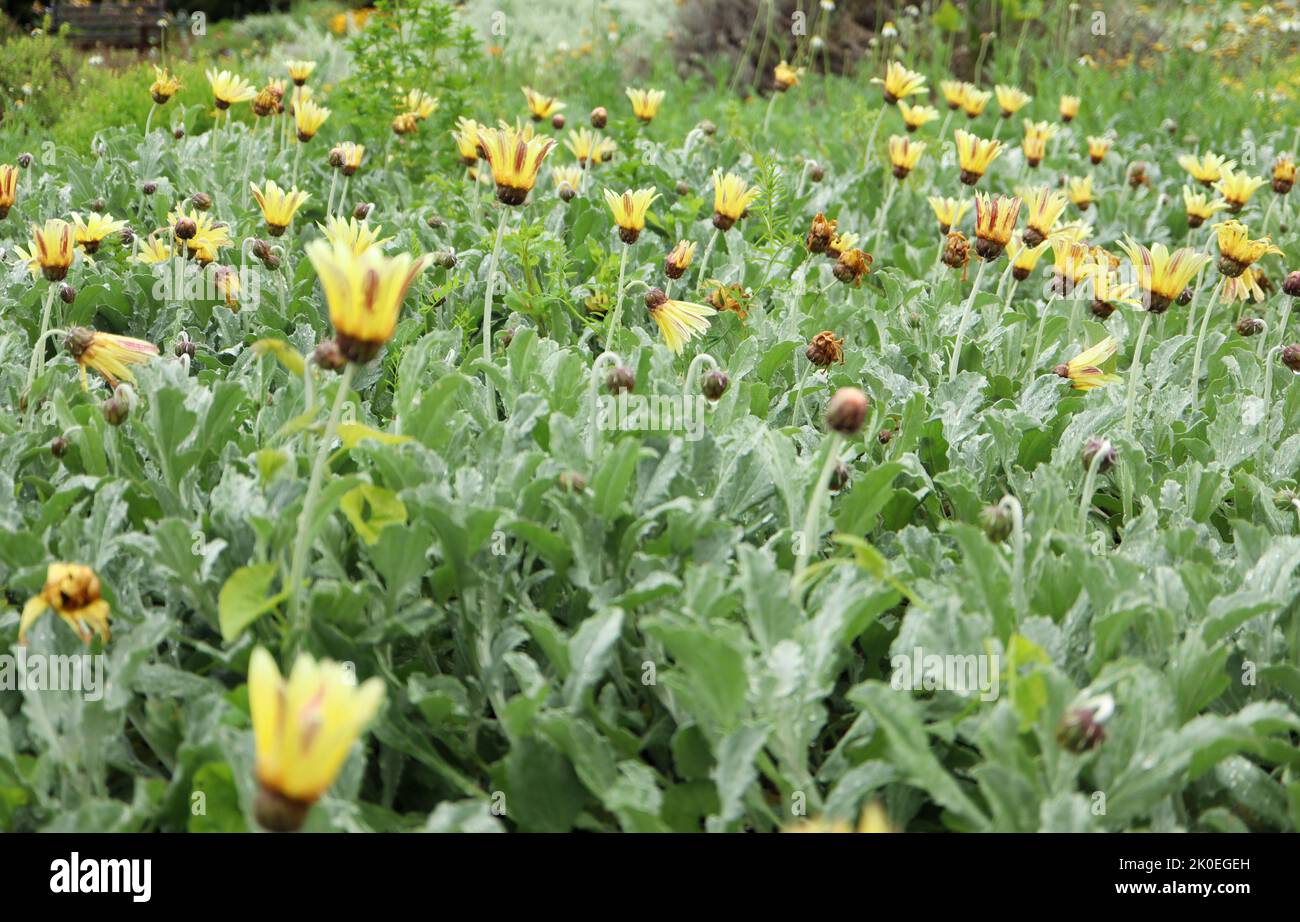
[0,0,1299,832]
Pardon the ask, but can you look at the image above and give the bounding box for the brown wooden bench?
[51,1,168,49]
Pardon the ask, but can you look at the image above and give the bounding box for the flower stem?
[606,244,631,347]
[696,228,719,286]
[862,106,886,172]
[1123,311,1154,433]
[482,208,510,417]
[588,350,621,460]
[287,360,356,626]
[794,432,842,583]
[1190,278,1225,409]
[1079,444,1107,533]
[326,170,338,218]
[948,257,988,381]
[23,285,58,417]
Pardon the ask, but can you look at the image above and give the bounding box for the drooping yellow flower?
[1067,175,1094,210]
[1214,168,1266,212]
[961,86,992,118]
[522,85,565,120]
[645,288,715,354]
[213,264,240,310]
[63,325,159,390]
[972,192,1021,259]
[1059,94,1080,122]
[206,68,257,109]
[16,219,76,281]
[1272,154,1296,194]
[305,238,430,363]
[71,212,127,253]
[1221,266,1266,304]
[1178,151,1235,187]
[898,100,939,131]
[150,66,181,105]
[479,125,557,204]
[133,235,174,265]
[452,117,485,165]
[954,129,1002,185]
[392,112,419,136]
[1007,234,1050,279]
[665,240,697,279]
[565,127,616,166]
[1086,135,1112,164]
[286,60,317,86]
[320,215,392,256]
[773,60,804,91]
[1055,337,1121,390]
[940,79,969,110]
[250,180,309,236]
[253,79,286,117]
[1087,262,1141,313]
[552,165,584,197]
[927,196,971,234]
[1021,120,1058,167]
[626,87,665,122]
[169,206,232,265]
[784,802,897,833]
[604,187,659,243]
[1020,186,1068,245]
[0,164,17,218]
[1116,237,1213,312]
[335,141,365,176]
[248,647,385,832]
[401,88,439,120]
[295,99,331,141]
[1050,235,1094,295]
[872,60,927,104]
[994,84,1031,117]
[887,135,926,179]
[1213,219,1281,276]
[1182,186,1227,228]
[711,170,760,231]
[19,563,110,646]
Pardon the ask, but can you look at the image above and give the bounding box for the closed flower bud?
[50,436,69,458]
[590,106,607,129]
[173,127,186,139]
[18,152,33,168]
[645,287,668,310]
[1082,437,1116,473]
[142,180,157,195]
[606,365,636,395]
[101,391,130,426]
[1283,270,1300,297]
[120,226,134,246]
[434,250,457,270]
[809,161,824,183]
[59,283,76,304]
[313,338,347,372]
[551,113,566,130]
[90,198,105,212]
[558,471,588,493]
[825,387,869,435]
[1056,695,1114,753]
[1237,316,1264,337]
[328,146,345,168]
[175,337,197,359]
[980,503,1013,543]
[1282,344,1300,373]
[829,461,851,492]
[559,184,576,203]
[878,428,893,445]
[700,120,717,136]
[702,369,729,401]
[426,214,445,229]
[1176,286,1194,306]
[174,216,197,240]
[353,202,373,220]
[190,192,212,211]
[805,330,845,366]
[942,231,970,269]
[675,181,690,196]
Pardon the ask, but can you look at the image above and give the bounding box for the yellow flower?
[1182,186,1227,227]
[16,219,76,281]
[1087,262,1140,313]
[71,212,126,253]
[213,264,240,310]
[134,235,174,265]
[1213,219,1281,275]
[253,79,286,117]
[1221,266,1266,304]
[940,79,969,110]
[887,135,926,178]
[711,170,760,230]
[63,325,159,390]
[954,129,1002,185]
[872,60,926,104]
[565,127,616,166]
[250,180,309,236]
[1086,135,1112,164]
[1067,175,1094,210]
[1178,151,1236,186]
[19,563,110,646]
[774,60,803,91]
[305,238,430,363]
[480,125,557,204]
[0,163,17,218]
[785,802,896,833]
[1117,237,1213,312]
[1059,94,1081,122]
[972,192,1021,258]
[552,165,584,197]
[665,240,697,278]
[452,117,485,165]
[169,207,232,265]
[206,68,257,108]
[645,288,715,354]
[1007,233,1050,279]
[1021,120,1058,167]
[1214,168,1266,211]
[392,112,419,136]
[961,86,992,118]
[1055,337,1121,390]
[1273,154,1296,194]
[827,231,859,259]
[150,66,181,104]
[522,85,564,120]
[1020,186,1068,245]
[898,100,939,131]
[994,84,1031,116]
[927,196,970,233]
[320,215,391,255]
[295,99,331,141]
[248,647,385,831]
[626,87,665,122]
[336,141,365,176]
[604,187,659,243]
[1050,235,1094,294]
[286,59,317,86]
[400,88,439,120]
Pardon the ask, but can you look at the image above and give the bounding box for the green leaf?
[340,483,408,545]
[218,563,289,643]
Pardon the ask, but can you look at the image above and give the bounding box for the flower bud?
[353,202,373,220]
[190,192,212,211]
[809,161,824,183]
[101,391,130,427]
[434,250,457,270]
[1056,695,1114,753]
[174,217,197,240]
[699,119,717,136]
[17,152,33,168]
[702,369,729,401]
[606,365,636,395]
[59,283,77,305]
[675,181,690,196]
[878,428,893,445]
[142,180,157,195]
[805,330,845,367]
[1176,286,1194,306]
[328,146,345,168]
[173,127,186,140]
[551,113,566,131]
[829,461,851,492]
[1082,437,1115,473]
[50,436,69,458]
[980,503,1012,543]
[426,214,445,229]
[1283,270,1300,297]
[89,198,105,212]
[942,232,970,269]
[175,337,197,359]
[825,387,869,435]
[558,471,588,493]
[590,107,607,129]
[313,339,347,372]
[1282,344,1300,373]
[1237,316,1264,337]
